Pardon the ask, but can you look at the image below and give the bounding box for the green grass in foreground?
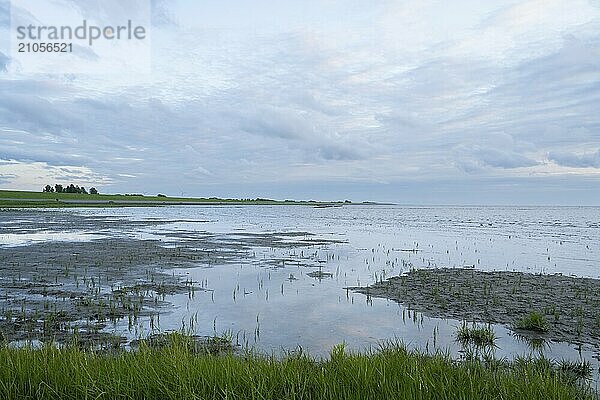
[0,338,593,400]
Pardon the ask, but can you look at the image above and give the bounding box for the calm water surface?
[3,205,600,380]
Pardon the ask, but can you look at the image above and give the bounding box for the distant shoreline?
[0,190,389,208]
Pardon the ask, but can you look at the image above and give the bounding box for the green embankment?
[0,190,340,208]
[0,340,592,400]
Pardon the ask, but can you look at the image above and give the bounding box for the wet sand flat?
[352,268,600,349]
[0,210,343,347]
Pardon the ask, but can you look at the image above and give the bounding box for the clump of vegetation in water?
[0,334,594,400]
[515,311,550,333]
[456,323,497,347]
[558,360,593,382]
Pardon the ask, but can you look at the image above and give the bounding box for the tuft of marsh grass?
[0,334,594,400]
[513,333,549,353]
[456,322,497,347]
[558,360,593,381]
[129,332,234,355]
[515,311,550,333]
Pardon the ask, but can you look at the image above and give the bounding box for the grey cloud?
[71,44,100,61]
[151,0,178,27]
[7,2,43,27]
[370,33,600,177]
[0,79,77,94]
[0,51,8,72]
[476,148,539,169]
[516,36,600,83]
[454,144,539,172]
[0,0,9,27]
[0,93,84,132]
[1,1,600,203]
[0,81,241,185]
[474,36,600,146]
[0,173,16,184]
[0,141,89,166]
[454,158,483,174]
[549,149,600,168]
[315,142,363,161]
[290,92,344,116]
[376,111,424,130]
[238,106,308,140]
[62,0,149,22]
[234,104,368,161]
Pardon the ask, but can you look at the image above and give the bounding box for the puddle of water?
[0,231,106,247]
[8,339,44,349]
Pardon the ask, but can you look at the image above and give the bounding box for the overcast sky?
[1,0,600,204]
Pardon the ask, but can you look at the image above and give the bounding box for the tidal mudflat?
[0,210,343,347]
[1,205,600,379]
[352,268,600,349]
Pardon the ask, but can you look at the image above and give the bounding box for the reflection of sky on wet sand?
[69,205,600,277]
[0,231,105,247]
[3,205,600,385]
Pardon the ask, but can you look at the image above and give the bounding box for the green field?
[0,190,347,208]
[0,338,593,400]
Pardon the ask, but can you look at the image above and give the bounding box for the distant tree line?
[43,184,98,195]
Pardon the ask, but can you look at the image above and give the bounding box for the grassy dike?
[0,337,593,400]
[0,190,350,208]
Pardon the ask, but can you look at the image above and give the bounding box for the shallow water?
[2,205,600,382]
